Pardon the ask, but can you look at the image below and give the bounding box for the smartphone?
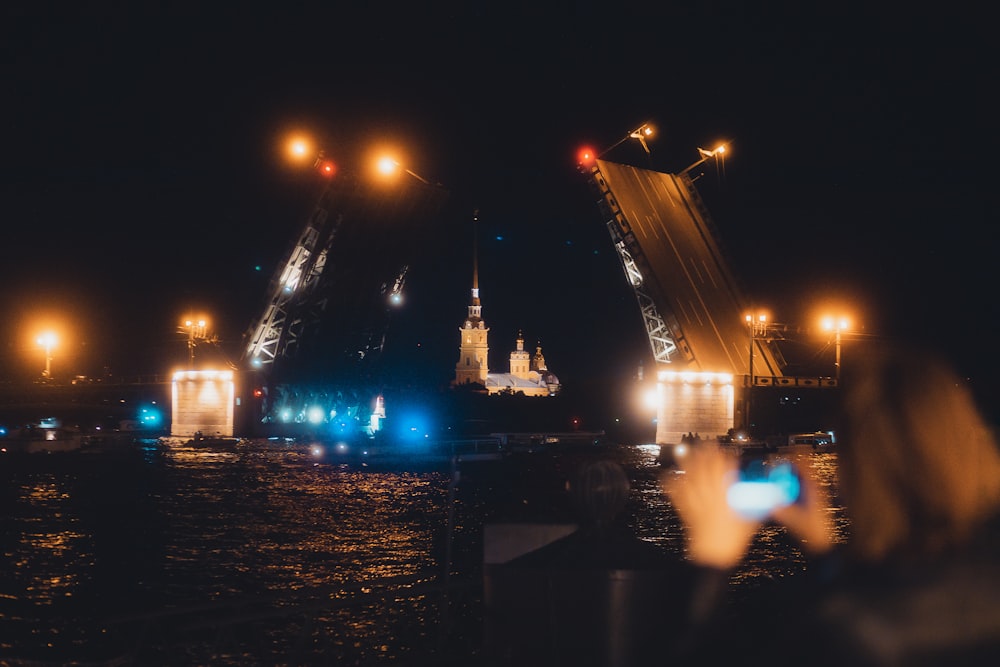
[726,458,801,520]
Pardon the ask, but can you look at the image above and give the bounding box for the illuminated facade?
[452,213,559,396]
[484,332,560,396]
[171,370,236,437]
[655,370,734,445]
[454,283,490,386]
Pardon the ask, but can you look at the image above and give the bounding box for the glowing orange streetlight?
[37,332,57,380]
[288,137,311,160]
[745,313,769,385]
[285,134,336,178]
[285,134,323,165]
[745,312,768,432]
[681,143,728,176]
[597,122,655,158]
[821,315,851,382]
[375,155,431,184]
[180,318,208,368]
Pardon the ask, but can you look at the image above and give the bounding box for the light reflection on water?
[153,439,448,600]
[11,473,88,606]
[0,440,844,664]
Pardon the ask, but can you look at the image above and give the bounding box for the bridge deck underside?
[596,159,783,378]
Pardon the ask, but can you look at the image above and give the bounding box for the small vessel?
[0,424,87,454]
[185,431,242,447]
[766,431,837,453]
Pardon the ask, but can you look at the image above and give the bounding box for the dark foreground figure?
[482,458,700,667]
[665,343,1000,665]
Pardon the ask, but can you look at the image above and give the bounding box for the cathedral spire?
[455,209,489,387]
[467,209,482,322]
[472,209,479,301]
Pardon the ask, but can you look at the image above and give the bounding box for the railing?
[0,379,170,411]
[437,437,506,458]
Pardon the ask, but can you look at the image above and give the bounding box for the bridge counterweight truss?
[608,226,677,364]
[583,161,690,366]
[239,171,449,389]
[242,195,341,368]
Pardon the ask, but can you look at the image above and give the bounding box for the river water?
[0,438,844,665]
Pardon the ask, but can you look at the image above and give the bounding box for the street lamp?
[37,332,57,380]
[285,135,336,177]
[821,315,850,383]
[745,313,768,385]
[598,122,655,158]
[375,156,432,185]
[680,144,727,176]
[745,313,768,431]
[287,136,313,160]
[182,318,207,368]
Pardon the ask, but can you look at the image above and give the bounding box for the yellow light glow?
[641,388,660,410]
[658,370,733,384]
[821,315,850,332]
[21,311,74,377]
[171,369,233,382]
[181,314,210,327]
[367,139,420,182]
[287,136,313,162]
[377,156,400,176]
[631,124,654,139]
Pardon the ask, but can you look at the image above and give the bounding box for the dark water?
[0,439,844,665]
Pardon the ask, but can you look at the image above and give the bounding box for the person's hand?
[771,463,835,557]
[662,445,761,569]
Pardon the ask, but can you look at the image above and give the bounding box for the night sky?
[2,4,995,409]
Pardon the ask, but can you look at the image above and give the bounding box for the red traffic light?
[317,160,336,177]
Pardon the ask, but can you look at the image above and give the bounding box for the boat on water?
[764,431,837,453]
[0,425,87,454]
[185,431,242,447]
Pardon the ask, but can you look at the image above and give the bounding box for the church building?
[452,213,560,397]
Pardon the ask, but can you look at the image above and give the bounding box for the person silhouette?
[663,343,1000,665]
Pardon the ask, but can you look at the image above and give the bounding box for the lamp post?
[680,144,727,177]
[37,332,57,380]
[746,313,768,384]
[598,122,655,158]
[745,313,767,431]
[286,135,336,177]
[183,319,207,368]
[821,315,850,383]
[376,156,432,185]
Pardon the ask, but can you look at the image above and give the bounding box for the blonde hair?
[840,345,1000,561]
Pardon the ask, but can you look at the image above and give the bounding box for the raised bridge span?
[578,154,834,443]
[3,152,830,443]
[582,157,784,377]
